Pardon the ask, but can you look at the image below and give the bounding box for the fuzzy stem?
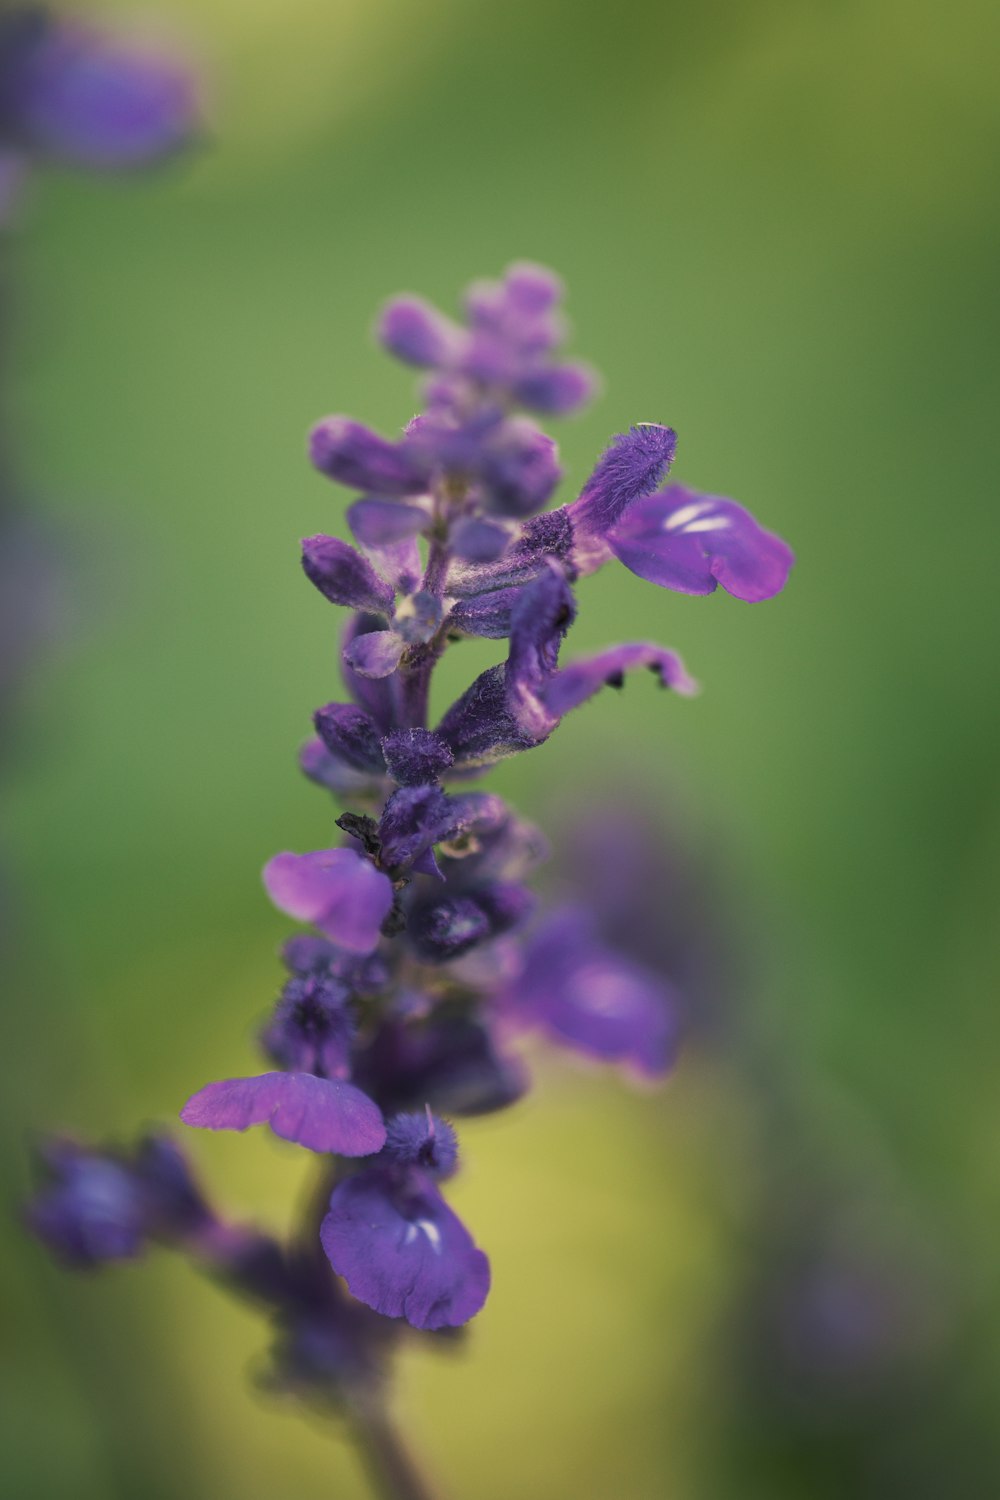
[350,1399,441,1500]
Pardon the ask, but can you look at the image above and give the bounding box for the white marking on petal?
[415,1218,442,1253]
[663,500,714,530]
[572,964,633,1017]
[682,516,730,533]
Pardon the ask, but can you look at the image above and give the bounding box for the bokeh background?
[3,0,999,1496]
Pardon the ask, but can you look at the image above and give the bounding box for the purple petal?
[342,629,405,680]
[13,20,197,169]
[479,418,561,518]
[301,535,393,613]
[540,642,699,720]
[299,738,377,796]
[263,848,394,953]
[567,425,677,567]
[503,261,562,314]
[347,498,428,547]
[341,614,396,731]
[309,417,426,496]
[513,362,598,415]
[26,1145,146,1266]
[460,328,519,386]
[366,534,423,595]
[314,703,386,773]
[509,909,681,1077]
[180,1073,386,1156]
[608,485,795,602]
[449,518,512,564]
[378,296,464,367]
[321,1171,490,1329]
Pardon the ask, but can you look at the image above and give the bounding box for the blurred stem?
[351,1400,440,1500]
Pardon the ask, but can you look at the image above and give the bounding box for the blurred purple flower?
[0,9,197,199]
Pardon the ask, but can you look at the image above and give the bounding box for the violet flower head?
[31,264,793,1453]
[0,7,197,210]
[502,906,683,1079]
[26,1133,212,1267]
[261,972,356,1078]
[321,1111,488,1332]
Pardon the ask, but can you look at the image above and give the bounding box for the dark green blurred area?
[3,0,999,1495]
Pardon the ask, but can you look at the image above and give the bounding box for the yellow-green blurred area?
[3,0,999,1495]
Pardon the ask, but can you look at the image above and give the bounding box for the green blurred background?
[3,0,999,1495]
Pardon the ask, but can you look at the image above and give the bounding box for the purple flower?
[301,535,395,614]
[347,496,429,548]
[475,417,562,518]
[263,847,394,953]
[27,1141,148,1265]
[442,422,792,630]
[378,296,464,369]
[355,1015,527,1117]
[299,736,379,798]
[313,701,387,775]
[437,566,696,768]
[377,261,597,419]
[341,627,405,680]
[607,484,795,602]
[567,424,678,568]
[309,705,456,791]
[0,11,197,171]
[180,1072,386,1156]
[503,908,682,1078]
[261,974,355,1078]
[321,1115,489,1330]
[309,417,426,496]
[26,1134,211,1267]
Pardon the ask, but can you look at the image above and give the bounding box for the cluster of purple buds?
[174,263,792,1334]
[29,264,792,1397]
[0,6,196,217]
